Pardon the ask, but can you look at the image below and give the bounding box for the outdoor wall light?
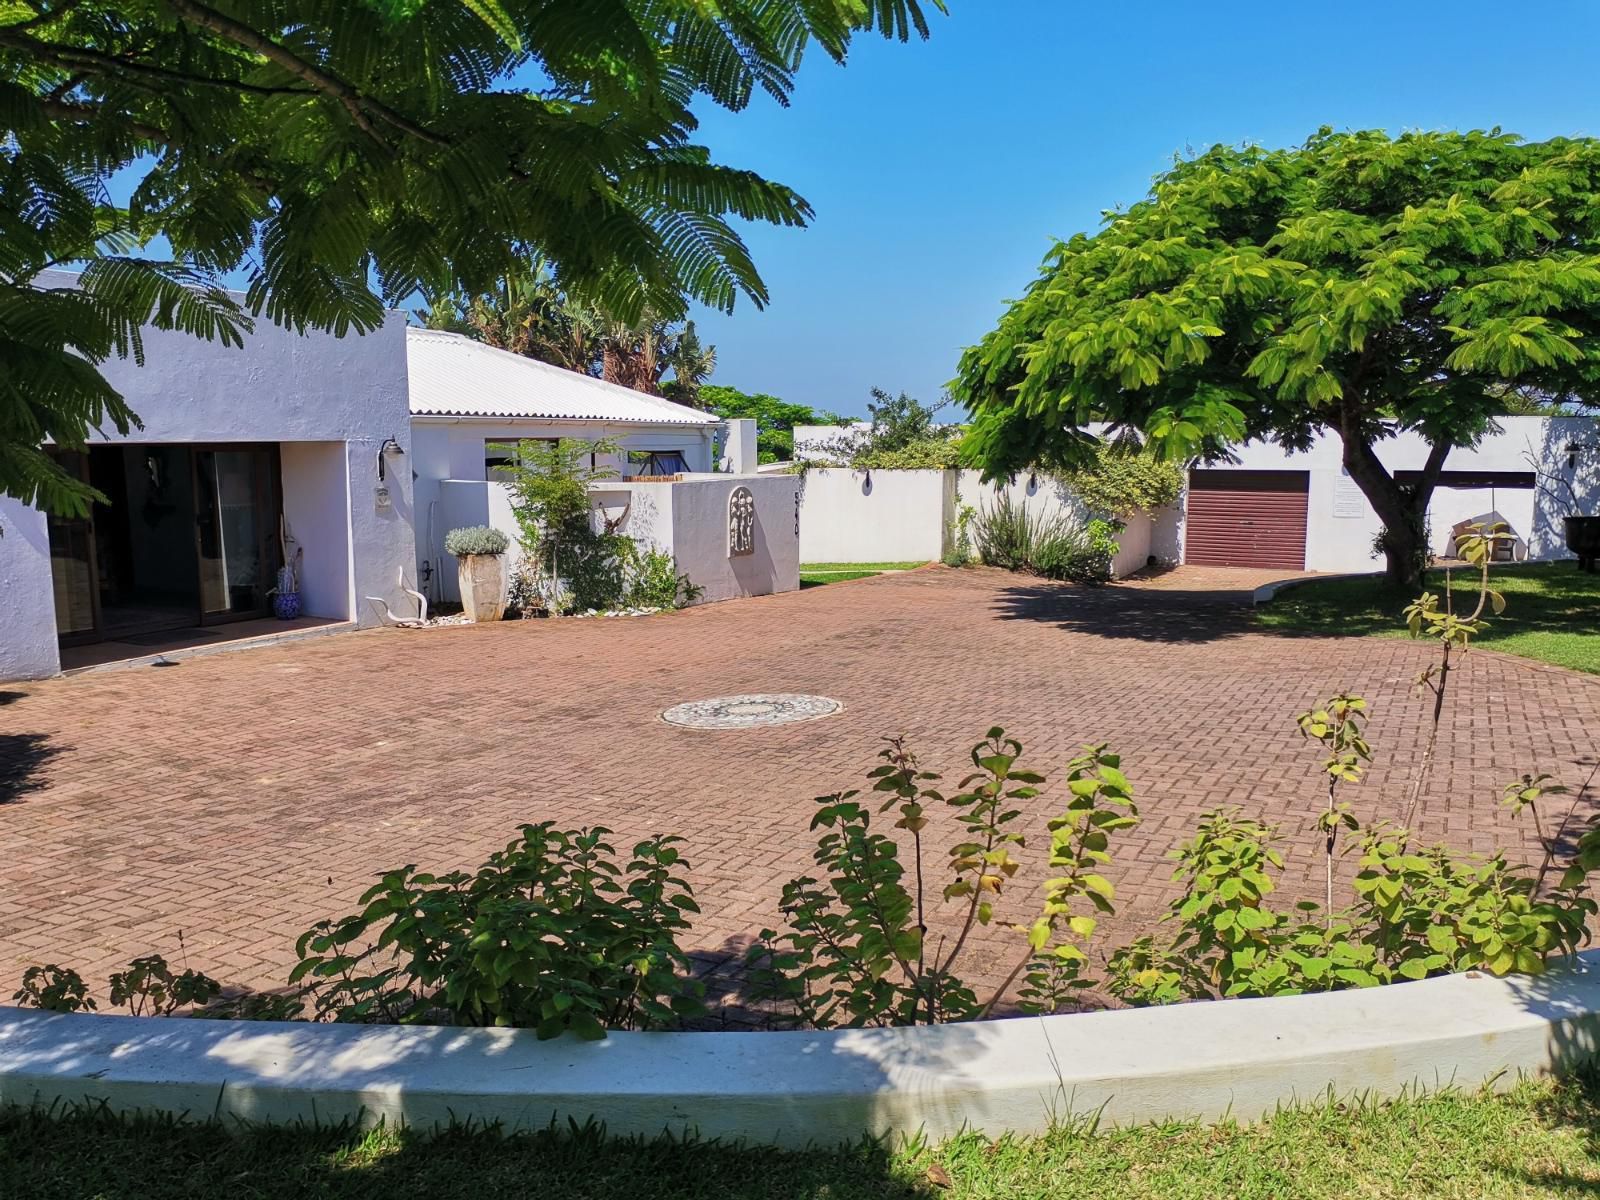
[377,436,404,480]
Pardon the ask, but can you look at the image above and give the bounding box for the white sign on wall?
[1332,471,1367,519]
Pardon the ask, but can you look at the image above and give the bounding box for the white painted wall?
[1197,416,1598,572]
[278,442,351,620]
[718,419,758,474]
[793,422,869,462]
[411,416,718,601]
[794,467,1160,578]
[431,480,523,605]
[661,473,800,604]
[431,473,797,608]
[0,273,417,680]
[798,469,952,563]
[0,500,60,679]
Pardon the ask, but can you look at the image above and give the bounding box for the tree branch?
[159,0,449,147]
[0,29,317,96]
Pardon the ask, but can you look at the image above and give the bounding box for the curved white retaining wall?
[4,953,1600,1145]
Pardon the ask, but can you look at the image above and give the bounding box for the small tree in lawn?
[955,127,1600,587]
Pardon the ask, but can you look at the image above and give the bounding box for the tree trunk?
[1333,422,1451,591]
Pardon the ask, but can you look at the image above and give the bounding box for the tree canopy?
[420,261,718,406]
[1,0,940,514]
[955,128,1600,582]
[699,384,840,462]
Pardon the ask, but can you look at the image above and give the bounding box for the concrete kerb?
[4,952,1600,1146]
[1251,572,1374,606]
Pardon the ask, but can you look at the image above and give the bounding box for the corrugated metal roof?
[406,327,718,426]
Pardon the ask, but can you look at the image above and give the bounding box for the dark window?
[628,450,690,478]
[485,438,557,480]
[1393,470,1535,489]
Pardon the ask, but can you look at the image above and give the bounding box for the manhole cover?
[661,693,841,730]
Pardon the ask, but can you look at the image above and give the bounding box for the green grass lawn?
[9,1077,1600,1198]
[1256,561,1600,674]
[798,561,930,589]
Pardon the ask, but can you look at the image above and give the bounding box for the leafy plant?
[624,544,700,609]
[108,955,221,1017]
[3,0,941,514]
[1296,693,1369,921]
[11,964,95,1012]
[1054,441,1183,517]
[493,437,627,612]
[971,493,1120,583]
[12,954,219,1016]
[750,730,1137,1027]
[942,505,976,568]
[443,526,509,557]
[1401,521,1513,828]
[292,824,704,1039]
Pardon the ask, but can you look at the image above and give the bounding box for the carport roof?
[406,327,718,426]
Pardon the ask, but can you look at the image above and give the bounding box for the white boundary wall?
[797,467,1169,578]
[4,953,1599,1146]
[430,474,799,606]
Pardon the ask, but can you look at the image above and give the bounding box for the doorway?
[47,443,282,645]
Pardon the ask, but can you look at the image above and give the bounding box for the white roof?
[405,327,717,426]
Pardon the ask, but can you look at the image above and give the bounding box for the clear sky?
[685,0,1600,418]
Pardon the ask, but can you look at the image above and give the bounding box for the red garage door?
[1185,470,1309,569]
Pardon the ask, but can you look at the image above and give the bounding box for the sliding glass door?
[45,443,282,645]
[194,447,278,622]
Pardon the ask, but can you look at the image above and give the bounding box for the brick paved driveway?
[3,566,1597,1019]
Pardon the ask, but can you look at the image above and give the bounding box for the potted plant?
[269,511,304,621]
[445,525,510,621]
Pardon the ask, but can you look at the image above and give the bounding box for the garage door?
[1184,470,1309,569]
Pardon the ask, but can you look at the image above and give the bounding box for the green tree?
[700,384,841,461]
[865,386,946,453]
[1,0,941,515]
[955,128,1600,585]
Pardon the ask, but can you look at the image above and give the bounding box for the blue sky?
[686,0,1600,417]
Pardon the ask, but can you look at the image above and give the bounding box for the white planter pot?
[458,554,506,622]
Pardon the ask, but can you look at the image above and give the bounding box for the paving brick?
[2,565,1597,1011]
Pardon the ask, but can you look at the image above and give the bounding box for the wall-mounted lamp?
[377,436,404,481]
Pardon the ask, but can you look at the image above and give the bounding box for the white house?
[0,273,417,681]
[1177,416,1597,572]
[406,327,795,606]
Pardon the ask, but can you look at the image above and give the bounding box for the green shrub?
[942,504,976,567]
[623,543,702,609]
[12,964,96,1012]
[291,824,704,1038]
[1053,440,1183,517]
[11,956,219,1016]
[443,525,509,557]
[853,436,964,470]
[749,731,1135,1028]
[971,493,1120,583]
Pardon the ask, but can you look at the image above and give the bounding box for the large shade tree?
[0,0,940,515]
[955,128,1600,585]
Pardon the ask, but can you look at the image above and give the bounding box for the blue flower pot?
[273,591,302,620]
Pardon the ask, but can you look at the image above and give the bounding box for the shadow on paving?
[991,580,1255,644]
[0,731,62,804]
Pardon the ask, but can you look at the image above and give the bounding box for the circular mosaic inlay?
[661,693,842,730]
